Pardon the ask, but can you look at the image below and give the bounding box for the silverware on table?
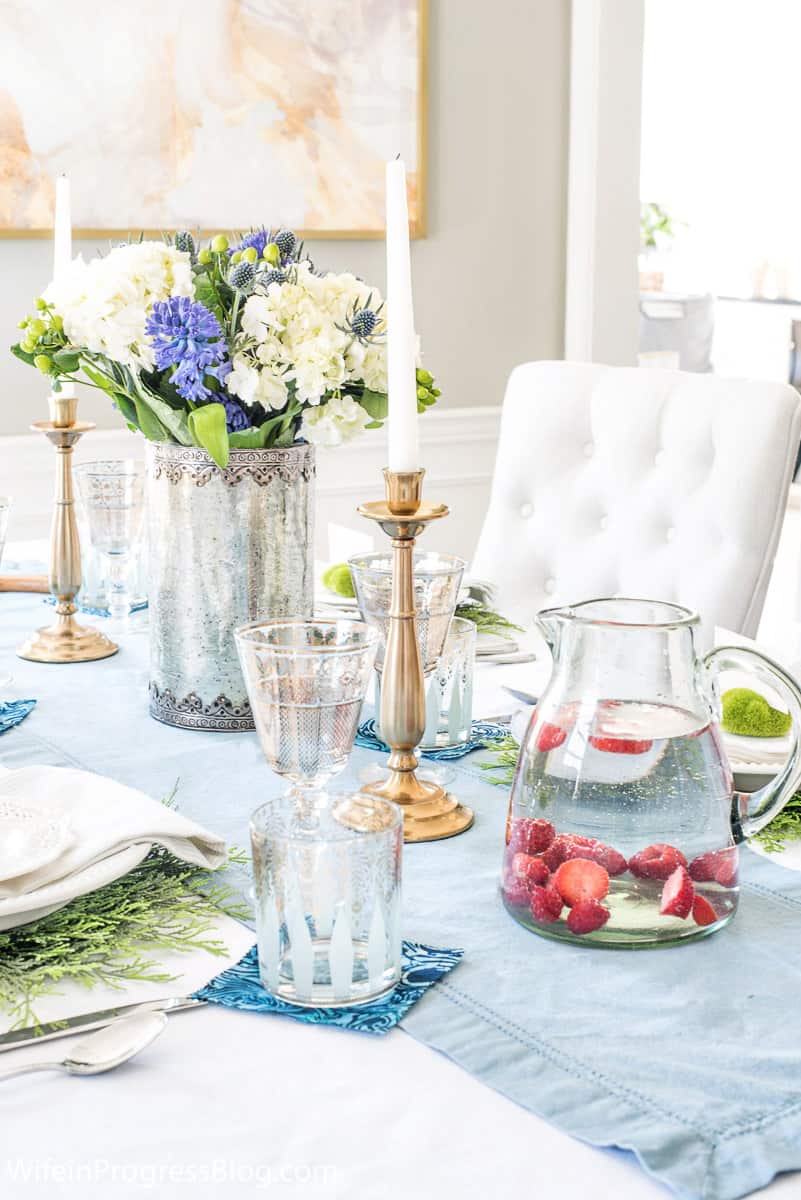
[0,1012,167,1081]
[0,996,204,1054]
[477,652,537,666]
[502,685,539,706]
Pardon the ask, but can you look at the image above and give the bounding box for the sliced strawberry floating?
[692,895,718,927]
[510,852,549,887]
[567,899,611,935]
[628,843,688,881]
[543,833,627,876]
[553,858,610,907]
[508,817,555,855]
[659,865,694,919]
[689,848,738,888]
[530,883,563,923]
[502,872,532,907]
[589,735,654,755]
[535,723,567,753]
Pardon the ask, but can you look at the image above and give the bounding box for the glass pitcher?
[502,598,801,948]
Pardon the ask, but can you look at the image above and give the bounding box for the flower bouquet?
[11,229,440,467]
[10,228,441,730]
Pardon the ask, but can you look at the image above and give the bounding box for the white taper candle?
[385,157,419,473]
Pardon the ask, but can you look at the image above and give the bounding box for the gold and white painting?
[0,0,426,236]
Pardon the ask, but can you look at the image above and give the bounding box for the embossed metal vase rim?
[149,441,315,490]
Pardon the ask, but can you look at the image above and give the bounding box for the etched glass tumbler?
[235,620,378,796]
[250,790,402,1006]
[420,617,477,750]
[74,461,145,628]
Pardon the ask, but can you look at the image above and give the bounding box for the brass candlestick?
[17,394,118,664]
[358,468,474,842]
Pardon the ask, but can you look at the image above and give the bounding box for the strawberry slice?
[659,865,694,919]
[589,735,654,754]
[510,852,549,887]
[530,883,563,923]
[508,817,555,855]
[628,843,688,881]
[692,895,718,926]
[689,848,738,888]
[567,899,611,935]
[502,872,532,907]
[553,858,610,907]
[536,723,567,752]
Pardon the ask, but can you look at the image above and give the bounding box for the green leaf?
[52,348,81,374]
[229,425,268,449]
[10,343,36,366]
[133,395,170,442]
[359,388,388,421]
[130,380,192,445]
[364,420,384,430]
[194,273,225,323]
[81,363,118,395]
[188,403,230,468]
[114,393,139,429]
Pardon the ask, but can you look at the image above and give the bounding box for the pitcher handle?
[703,645,801,842]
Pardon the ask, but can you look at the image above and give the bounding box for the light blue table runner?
[3,590,801,1200]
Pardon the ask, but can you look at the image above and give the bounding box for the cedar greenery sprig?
[479,734,521,787]
[455,602,523,642]
[0,846,252,1030]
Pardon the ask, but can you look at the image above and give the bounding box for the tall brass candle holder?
[17,394,118,664]
[358,468,474,843]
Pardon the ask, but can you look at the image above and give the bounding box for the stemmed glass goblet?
[74,461,145,633]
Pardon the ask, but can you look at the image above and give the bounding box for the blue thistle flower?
[350,309,378,339]
[263,268,287,286]
[145,296,230,404]
[274,230,296,259]
[229,260,256,291]
[221,396,251,433]
[175,231,196,256]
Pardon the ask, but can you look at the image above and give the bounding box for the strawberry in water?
[530,883,563,923]
[659,865,694,919]
[502,872,532,907]
[567,899,611,935]
[588,735,654,755]
[508,817,555,855]
[536,723,567,753]
[553,858,610,907]
[543,833,626,876]
[692,895,718,926]
[689,848,738,888]
[628,843,688,881]
[510,852,549,887]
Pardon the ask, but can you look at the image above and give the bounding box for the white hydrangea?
[300,394,371,447]
[227,353,288,411]
[44,241,193,371]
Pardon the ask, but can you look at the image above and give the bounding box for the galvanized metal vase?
[147,442,315,730]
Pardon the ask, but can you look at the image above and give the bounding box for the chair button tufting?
[655,450,665,466]
[583,442,594,458]
[599,515,609,531]
[544,577,556,594]
[666,526,675,543]
[519,502,533,519]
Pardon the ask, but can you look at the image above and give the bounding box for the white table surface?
[1,637,797,1199]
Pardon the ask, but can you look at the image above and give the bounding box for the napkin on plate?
[0,765,226,927]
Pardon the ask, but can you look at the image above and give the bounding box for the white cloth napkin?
[0,766,226,926]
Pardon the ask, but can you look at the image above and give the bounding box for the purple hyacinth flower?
[222,396,251,433]
[145,296,230,404]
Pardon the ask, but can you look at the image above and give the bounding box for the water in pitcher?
[502,699,740,947]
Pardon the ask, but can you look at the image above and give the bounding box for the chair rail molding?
[1,406,501,565]
[565,0,644,366]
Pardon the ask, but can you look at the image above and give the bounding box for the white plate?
[0,801,73,885]
[748,839,801,873]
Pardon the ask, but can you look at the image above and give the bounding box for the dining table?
[1,580,799,1200]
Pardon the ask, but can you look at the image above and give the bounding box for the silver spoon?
[0,1012,167,1081]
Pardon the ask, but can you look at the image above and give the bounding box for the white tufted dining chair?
[471,361,801,637]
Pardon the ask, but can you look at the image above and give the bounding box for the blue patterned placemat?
[193,940,463,1035]
[355,717,508,761]
[0,699,36,735]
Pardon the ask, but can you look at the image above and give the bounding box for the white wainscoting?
[0,406,502,565]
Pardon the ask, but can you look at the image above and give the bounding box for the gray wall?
[0,0,569,436]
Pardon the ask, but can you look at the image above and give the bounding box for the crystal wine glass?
[74,461,145,632]
[235,619,379,800]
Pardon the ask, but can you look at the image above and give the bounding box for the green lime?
[322,563,356,599]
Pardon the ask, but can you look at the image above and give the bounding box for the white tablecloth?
[2,643,797,1199]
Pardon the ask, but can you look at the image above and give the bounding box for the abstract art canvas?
[0,0,426,237]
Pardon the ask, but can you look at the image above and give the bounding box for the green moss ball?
[721,687,791,738]
[322,563,355,599]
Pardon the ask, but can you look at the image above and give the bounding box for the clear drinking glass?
[348,551,466,674]
[420,617,477,749]
[235,620,379,797]
[0,497,12,688]
[75,461,145,630]
[251,790,402,1006]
